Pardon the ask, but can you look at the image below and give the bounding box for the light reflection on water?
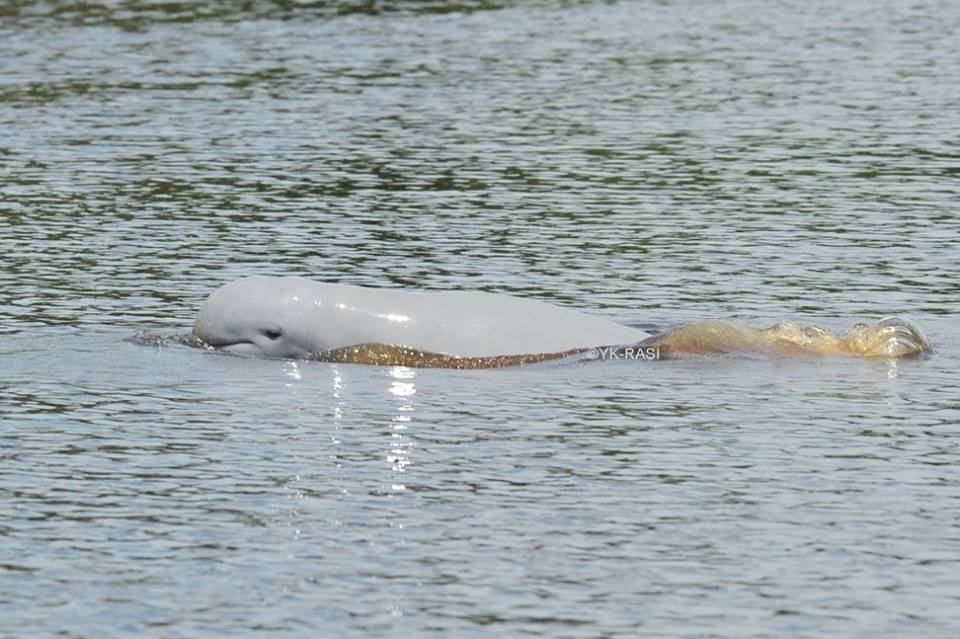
[1,0,959,636]
[387,366,415,489]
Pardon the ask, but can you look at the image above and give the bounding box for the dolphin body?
[193,276,649,360]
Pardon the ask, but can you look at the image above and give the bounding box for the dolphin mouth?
[191,329,265,356]
[211,341,266,356]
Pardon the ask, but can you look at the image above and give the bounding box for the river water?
[2,1,959,637]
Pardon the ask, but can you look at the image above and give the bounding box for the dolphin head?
[192,276,325,358]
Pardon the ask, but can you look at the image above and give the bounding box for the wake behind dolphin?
[164,276,932,368]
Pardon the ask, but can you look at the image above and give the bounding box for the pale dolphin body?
[193,276,649,359]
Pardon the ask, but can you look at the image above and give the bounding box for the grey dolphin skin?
[192,276,649,360]
[191,276,930,366]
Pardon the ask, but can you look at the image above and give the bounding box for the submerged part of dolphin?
[189,276,930,367]
[650,317,930,359]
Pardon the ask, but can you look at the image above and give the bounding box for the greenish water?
[2,1,959,637]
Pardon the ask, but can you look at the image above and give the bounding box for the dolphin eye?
[263,328,283,340]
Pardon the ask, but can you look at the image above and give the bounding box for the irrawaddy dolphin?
[189,276,930,368]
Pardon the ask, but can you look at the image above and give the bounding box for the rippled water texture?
[2,1,959,637]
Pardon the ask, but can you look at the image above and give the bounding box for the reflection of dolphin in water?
[188,276,930,368]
